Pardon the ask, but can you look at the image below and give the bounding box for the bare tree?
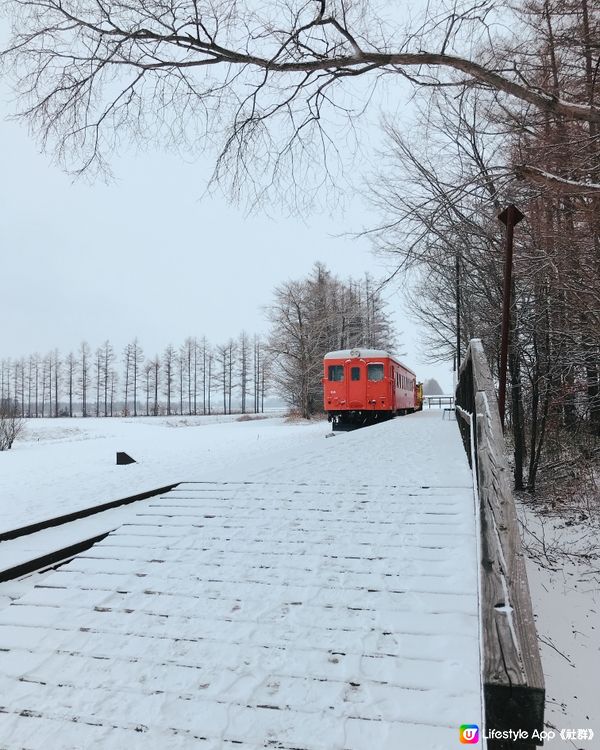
[268,279,325,418]
[143,361,152,417]
[94,346,102,417]
[13,358,25,418]
[121,339,144,416]
[239,331,249,414]
[206,348,213,415]
[130,338,144,417]
[216,343,229,415]
[40,356,47,417]
[109,369,118,416]
[26,355,34,417]
[78,341,91,416]
[2,0,599,201]
[162,345,176,416]
[0,359,9,408]
[65,351,76,418]
[267,263,395,417]
[200,337,210,415]
[253,336,262,414]
[149,355,161,416]
[368,54,600,490]
[100,340,114,417]
[182,337,196,416]
[52,349,61,417]
[178,350,185,416]
[0,400,24,450]
[33,354,40,418]
[46,354,53,417]
[122,343,132,417]
[227,339,236,414]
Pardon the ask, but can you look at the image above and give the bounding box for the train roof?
[324,348,390,360]
[324,349,416,375]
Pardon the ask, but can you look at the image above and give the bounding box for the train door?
[346,359,366,408]
[366,361,386,410]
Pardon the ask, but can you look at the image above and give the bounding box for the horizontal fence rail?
[456,339,545,749]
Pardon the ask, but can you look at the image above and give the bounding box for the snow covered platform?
[0,412,482,749]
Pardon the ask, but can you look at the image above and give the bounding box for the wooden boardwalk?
[0,414,482,749]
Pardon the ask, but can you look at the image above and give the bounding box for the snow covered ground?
[519,503,599,748]
[0,412,482,749]
[0,413,323,532]
[0,413,597,748]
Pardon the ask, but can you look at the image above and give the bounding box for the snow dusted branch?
[516,165,600,195]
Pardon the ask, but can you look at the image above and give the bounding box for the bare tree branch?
[1,0,599,197]
[516,164,600,195]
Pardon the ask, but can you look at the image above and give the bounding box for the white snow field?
[520,510,600,744]
[0,413,317,531]
[0,413,483,748]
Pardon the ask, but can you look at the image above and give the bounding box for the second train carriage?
[323,348,423,428]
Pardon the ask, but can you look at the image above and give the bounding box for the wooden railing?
[455,339,545,749]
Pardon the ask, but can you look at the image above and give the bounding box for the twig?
[538,635,574,665]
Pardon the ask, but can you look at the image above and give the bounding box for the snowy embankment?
[519,503,599,747]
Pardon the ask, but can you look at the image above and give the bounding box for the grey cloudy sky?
[0,60,455,392]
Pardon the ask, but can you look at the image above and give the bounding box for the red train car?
[323,348,423,428]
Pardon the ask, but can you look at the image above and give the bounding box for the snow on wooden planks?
[0,412,482,749]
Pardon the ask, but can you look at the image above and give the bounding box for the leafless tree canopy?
[364,0,600,490]
[266,262,395,417]
[2,0,599,199]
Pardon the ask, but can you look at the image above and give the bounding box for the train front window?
[351,367,360,381]
[328,365,344,382]
[367,363,384,382]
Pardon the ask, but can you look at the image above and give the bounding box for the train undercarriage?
[328,410,414,431]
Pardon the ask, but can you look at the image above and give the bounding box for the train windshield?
[328,365,344,382]
[367,363,385,381]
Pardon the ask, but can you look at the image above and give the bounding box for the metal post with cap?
[497,204,525,430]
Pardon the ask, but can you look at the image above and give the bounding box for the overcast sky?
[0,55,455,392]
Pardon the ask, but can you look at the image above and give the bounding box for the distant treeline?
[2,263,398,420]
[0,334,268,418]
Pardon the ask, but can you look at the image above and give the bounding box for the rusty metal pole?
[498,204,524,430]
